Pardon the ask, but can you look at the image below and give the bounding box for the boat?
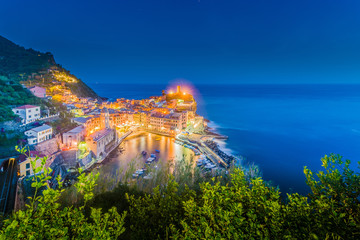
[155,149,160,153]
[142,151,147,155]
[132,169,145,178]
[205,163,216,169]
[143,172,154,179]
[146,157,155,164]
[155,137,161,141]
[132,173,139,178]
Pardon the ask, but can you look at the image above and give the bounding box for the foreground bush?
[0,147,126,239]
[121,154,359,239]
[170,154,360,239]
[1,148,359,239]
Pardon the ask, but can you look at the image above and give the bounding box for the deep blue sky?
[1,0,360,84]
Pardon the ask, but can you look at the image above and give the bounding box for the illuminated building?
[148,110,183,136]
[86,108,118,161]
[63,125,86,148]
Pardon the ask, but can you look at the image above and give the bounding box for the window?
[36,108,39,111]
[28,109,31,112]
[29,115,32,118]
[26,163,30,169]
[26,170,30,176]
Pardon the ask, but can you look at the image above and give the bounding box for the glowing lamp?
[169,91,173,94]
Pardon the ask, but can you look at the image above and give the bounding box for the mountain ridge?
[0,35,99,99]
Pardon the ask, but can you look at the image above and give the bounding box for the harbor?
[94,132,199,182]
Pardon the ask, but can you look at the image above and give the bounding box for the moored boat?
[146,157,155,164]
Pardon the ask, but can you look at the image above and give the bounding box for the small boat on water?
[146,157,156,164]
[155,149,160,153]
[142,151,147,155]
[155,138,161,141]
[143,172,154,179]
[132,169,145,178]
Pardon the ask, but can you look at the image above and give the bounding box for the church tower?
[101,107,110,129]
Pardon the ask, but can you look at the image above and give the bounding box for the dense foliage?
[0,149,359,239]
[0,36,55,78]
[0,147,126,239]
[0,80,42,122]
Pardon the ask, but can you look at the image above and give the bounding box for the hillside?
[0,35,55,78]
[0,35,99,122]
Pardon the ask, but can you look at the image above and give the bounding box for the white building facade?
[25,124,53,145]
[12,105,41,124]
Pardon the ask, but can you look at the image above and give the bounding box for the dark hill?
[0,35,55,77]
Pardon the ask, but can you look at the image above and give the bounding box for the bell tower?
[101,107,110,129]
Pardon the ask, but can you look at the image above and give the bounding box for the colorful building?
[63,125,86,148]
[29,86,46,98]
[18,151,46,177]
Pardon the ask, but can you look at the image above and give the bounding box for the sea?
[88,83,360,195]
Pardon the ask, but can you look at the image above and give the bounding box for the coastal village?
[0,67,237,212]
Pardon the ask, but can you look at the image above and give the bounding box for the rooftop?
[19,150,46,163]
[89,128,113,142]
[150,112,181,119]
[27,124,52,133]
[73,117,91,124]
[65,125,85,134]
[14,105,39,109]
[29,86,45,90]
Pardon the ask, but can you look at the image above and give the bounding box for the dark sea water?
[89,83,360,195]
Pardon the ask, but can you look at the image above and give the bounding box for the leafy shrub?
[0,147,126,239]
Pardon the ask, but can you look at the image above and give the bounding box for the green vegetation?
[1,148,359,239]
[0,36,54,78]
[0,147,126,239]
[0,80,41,122]
[0,133,26,158]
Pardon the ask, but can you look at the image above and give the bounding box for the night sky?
[1,0,360,84]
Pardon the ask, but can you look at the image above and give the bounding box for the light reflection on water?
[98,132,197,178]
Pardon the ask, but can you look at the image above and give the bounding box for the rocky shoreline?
[204,139,236,165]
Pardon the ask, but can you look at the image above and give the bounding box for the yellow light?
[183,92,186,95]
[169,91,173,94]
